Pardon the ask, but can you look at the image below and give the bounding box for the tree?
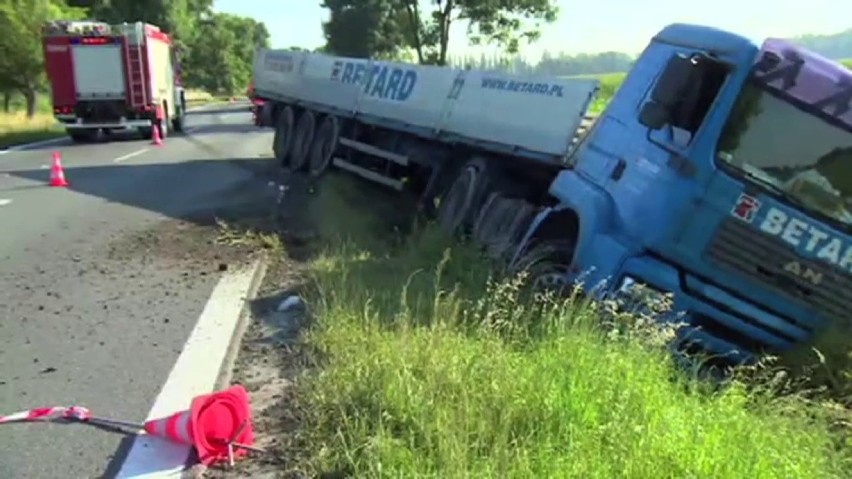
[320,0,408,59]
[181,13,269,94]
[71,0,215,54]
[62,1,265,94]
[0,0,86,117]
[321,0,558,66]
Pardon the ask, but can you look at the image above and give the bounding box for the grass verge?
[275,174,852,478]
[0,111,63,149]
[185,88,241,107]
[0,89,232,149]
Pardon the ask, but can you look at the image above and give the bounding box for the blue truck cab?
[521,24,852,364]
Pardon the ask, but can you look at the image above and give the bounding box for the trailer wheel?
[509,240,576,296]
[289,110,316,171]
[273,106,295,167]
[437,164,481,235]
[308,115,340,177]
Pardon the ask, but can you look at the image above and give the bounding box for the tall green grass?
[292,175,852,478]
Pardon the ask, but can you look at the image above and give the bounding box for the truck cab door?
[636,52,732,246]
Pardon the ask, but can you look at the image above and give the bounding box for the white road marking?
[0,136,67,154]
[0,198,11,206]
[113,149,149,163]
[114,259,262,478]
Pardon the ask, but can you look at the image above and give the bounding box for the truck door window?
[669,60,728,138]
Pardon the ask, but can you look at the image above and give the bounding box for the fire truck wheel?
[172,110,185,133]
[273,106,295,167]
[157,117,168,139]
[308,115,339,177]
[289,110,316,171]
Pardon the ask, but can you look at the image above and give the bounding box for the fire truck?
[42,20,186,142]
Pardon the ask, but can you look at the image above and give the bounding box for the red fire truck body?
[42,20,186,142]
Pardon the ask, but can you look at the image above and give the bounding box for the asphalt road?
[0,103,275,478]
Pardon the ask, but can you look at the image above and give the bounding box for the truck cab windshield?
[716,78,852,230]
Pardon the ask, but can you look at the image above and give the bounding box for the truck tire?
[172,107,185,133]
[508,240,576,295]
[289,110,316,171]
[173,92,186,133]
[157,116,168,139]
[307,115,340,177]
[273,106,295,167]
[437,159,493,235]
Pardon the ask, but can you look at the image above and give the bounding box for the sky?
[214,0,851,59]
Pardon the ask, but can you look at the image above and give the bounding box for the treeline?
[0,0,269,117]
[446,51,634,76]
[795,28,852,59]
[318,0,632,76]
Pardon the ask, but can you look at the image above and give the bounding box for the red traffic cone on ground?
[151,124,162,146]
[49,151,68,187]
[143,385,256,466]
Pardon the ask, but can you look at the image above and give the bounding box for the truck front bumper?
[611,256,812,365]
[56,116,152,129]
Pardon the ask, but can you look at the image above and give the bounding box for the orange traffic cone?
[143,385,256,466]
[49,151,68,187]
[151,124,162,146]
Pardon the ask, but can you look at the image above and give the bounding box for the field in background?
[574,72,625,115]
[274,174,852,478]
[0,89,231,149]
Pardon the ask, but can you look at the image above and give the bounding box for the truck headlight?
[614,276,674,317]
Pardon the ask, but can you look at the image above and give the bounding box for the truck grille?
[705,218,852,327]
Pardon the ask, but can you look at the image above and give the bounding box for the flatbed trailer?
[252,24,852,367]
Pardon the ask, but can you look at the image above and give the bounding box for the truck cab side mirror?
[639,53,705,130]
[638,102,669,129]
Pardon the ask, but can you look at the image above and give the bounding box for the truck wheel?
[260,103,273,127]
[273,106,295,167]
[172,108,185,133]
[307,115,340,177]
[509,240,576,296]
[157,116,168,139]
[139,127,153,140]
[437,161,490,235]
[473,192,534,259]
[289,110,316,171]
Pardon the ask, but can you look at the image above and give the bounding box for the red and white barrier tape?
[0,405,92,424]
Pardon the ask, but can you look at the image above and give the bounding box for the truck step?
[339,137,408,166]
[332,157,404,191]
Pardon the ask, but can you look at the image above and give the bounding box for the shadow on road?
[187,105,252,116]
[6,156,282,224]
[185,123,261,137]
